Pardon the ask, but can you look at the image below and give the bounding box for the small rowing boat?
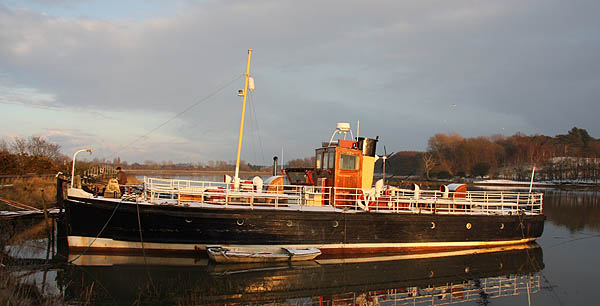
[207,246,321,263]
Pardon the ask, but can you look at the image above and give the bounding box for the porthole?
[286,220,293,227]
[465,267,470,273]
[466,223,472,230]
[333,220,339,228]
[500,223,504,230]
[429,271,435,278]
[236,219,245,226]
[430,222,436,229]
[185,218,192,224]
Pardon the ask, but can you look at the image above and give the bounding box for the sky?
[1,0,599,165]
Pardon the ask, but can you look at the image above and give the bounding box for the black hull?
[61,245,544,305]
[64,197,545,254]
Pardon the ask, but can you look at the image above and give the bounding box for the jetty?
[0,196,60,220]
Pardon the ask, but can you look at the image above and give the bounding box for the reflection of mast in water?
[61,243,544,305]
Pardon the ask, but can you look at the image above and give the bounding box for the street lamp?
[71,149,92,188]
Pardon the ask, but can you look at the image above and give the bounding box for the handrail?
[142,177,544,215]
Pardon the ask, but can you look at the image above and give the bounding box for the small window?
[328,151,335,169]
[316,152,322,169]
[340,154,358,170]
[323,151,329,169]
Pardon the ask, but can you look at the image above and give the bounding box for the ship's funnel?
[272,156,278,176]
[357,137,378,157]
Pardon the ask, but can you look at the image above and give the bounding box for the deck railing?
[143,177,543,215]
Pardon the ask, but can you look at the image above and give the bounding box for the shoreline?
[124,170,599,191]
[385,178,600,191]
[125,169,271,176]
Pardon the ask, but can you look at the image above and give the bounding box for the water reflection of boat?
[60,243,544,305]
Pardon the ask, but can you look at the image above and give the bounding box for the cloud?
[0,85,58,108]
[1,0,599,162]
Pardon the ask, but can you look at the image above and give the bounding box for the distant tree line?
[286,157,315,168]
[123,159,266,172]
[380,127,600,182]
[0,136,273,176]
[4,127,600,183]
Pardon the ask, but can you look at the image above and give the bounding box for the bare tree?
[10,137,27,155]
[26,136,62,161]
[7,136,64,165]
[422,152,435,180]
[0,139,8,152]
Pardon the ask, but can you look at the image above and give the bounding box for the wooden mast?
[234,49,252,187]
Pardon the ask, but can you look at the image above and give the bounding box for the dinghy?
[207,246,321,263]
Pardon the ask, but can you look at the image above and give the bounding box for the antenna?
[376,145,394,186]
[328,122,354,146]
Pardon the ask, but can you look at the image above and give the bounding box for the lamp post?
[71,149,92,188]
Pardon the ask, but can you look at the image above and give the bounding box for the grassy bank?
[0,269,62,306]
[0,176,57,209]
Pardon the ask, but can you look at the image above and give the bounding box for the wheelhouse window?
[328,151,335,169]
[340,154,358,170]
[316,151,322,169]
[316,149,335,169]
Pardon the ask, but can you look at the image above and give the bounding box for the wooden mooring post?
[40,189,55,257]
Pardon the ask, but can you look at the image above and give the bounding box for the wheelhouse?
[285,137,378,190]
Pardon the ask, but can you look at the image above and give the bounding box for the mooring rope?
[135,200,147,262]
[135,199,158,293]
[68,201,122,264]
[519,213,565,306]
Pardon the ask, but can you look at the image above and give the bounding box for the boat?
[206,246,321,263]
[60,49,545,256]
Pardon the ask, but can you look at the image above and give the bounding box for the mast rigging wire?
[248,91,266,166]
[112,73,243,157]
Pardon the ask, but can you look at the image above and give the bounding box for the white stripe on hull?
[67,236,536,253]
[68,243,536,266]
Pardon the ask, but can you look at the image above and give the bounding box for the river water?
[4,188,600,305]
